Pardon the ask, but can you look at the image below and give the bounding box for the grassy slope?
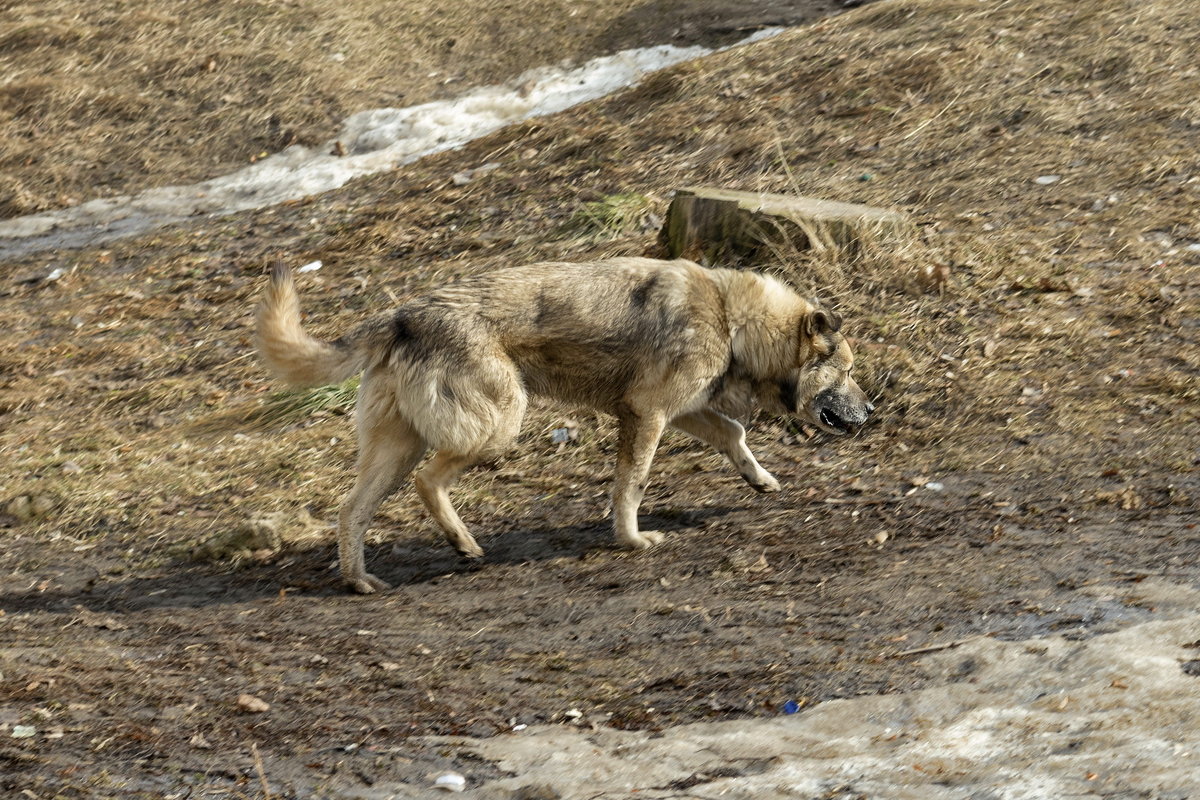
[0,0,655,215]
[0,0,843,216]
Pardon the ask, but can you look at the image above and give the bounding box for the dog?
[257,256,872,593]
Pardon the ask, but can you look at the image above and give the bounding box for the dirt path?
[4,453,1195,795]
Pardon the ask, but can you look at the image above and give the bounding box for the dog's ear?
[805,307,843,337]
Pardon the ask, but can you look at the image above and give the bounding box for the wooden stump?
[660,186,912,265]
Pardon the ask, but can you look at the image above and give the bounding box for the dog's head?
[784,306,873,436]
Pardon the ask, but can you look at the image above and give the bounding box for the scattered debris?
[237,694,270,713]
[433,772,467,792]
[5,494,56,523]
[297,260,323,273]
[451,162,501,185]
[512,784,561,800]
[1034,174,1062,185]
[195,514,284,561]
[70,605,129,631]
[549,419,580,450]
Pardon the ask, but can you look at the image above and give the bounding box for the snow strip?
[0,31,779,258]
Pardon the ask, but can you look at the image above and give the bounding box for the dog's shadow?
[1,507,738,615]
[370,504,736,587]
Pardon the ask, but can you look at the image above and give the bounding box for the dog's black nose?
[865,402,875,415]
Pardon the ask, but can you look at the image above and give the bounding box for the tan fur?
[256,256,871,593]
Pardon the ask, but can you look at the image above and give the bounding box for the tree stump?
[660,186,912,265]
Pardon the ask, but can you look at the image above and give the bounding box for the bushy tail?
[256,262,386,387]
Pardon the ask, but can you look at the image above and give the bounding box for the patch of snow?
[367,584,1200,799]
[0,31,780,258]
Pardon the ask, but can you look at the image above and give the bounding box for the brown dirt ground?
[2,0,1199,796]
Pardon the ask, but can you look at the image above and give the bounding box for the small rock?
[433,772,466,792]
[297,260,323,273]
[11,725,36,739]
[550,420,580,451]
[451,162,502,186]
[873,530,890,545]
[61,461,83,474]
[6,494,56,522]
[197,515,284,561]
[6,495,33,521]
[1034,175,1061,185]
[236,694,270,713]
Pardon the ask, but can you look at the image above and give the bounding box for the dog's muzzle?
[814,391,873,435]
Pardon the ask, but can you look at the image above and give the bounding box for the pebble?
[434,772,466,792]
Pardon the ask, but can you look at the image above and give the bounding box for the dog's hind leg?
[338,418,426,594]
[671,409,779,493]
[414,451,484,558]
[612,408,668,550]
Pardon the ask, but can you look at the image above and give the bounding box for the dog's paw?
[457,542,485,559]
[347,573,391,594]
[620,529,666,550]
[749,473,781,493]
[447,532,484,559]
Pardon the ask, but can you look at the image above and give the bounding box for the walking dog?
[257,256,872,593]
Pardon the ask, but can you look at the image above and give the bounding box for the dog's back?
[399,258,730,410]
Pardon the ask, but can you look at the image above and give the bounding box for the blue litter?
[782,700,800,714]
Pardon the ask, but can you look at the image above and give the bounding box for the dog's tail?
[256,262,391,387]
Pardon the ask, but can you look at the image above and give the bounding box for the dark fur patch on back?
[629,274,660,309]
[534,289,571,328]
[390,305,474,365]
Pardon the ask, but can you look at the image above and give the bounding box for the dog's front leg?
[671,409,779,493]
[612,408,668,550]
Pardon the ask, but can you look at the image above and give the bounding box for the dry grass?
[1,0,1197,568]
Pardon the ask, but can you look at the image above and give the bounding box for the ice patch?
[0,31,779,258]
[389,603,1200,800]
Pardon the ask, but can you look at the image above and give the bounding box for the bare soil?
[2,0,1198,797]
